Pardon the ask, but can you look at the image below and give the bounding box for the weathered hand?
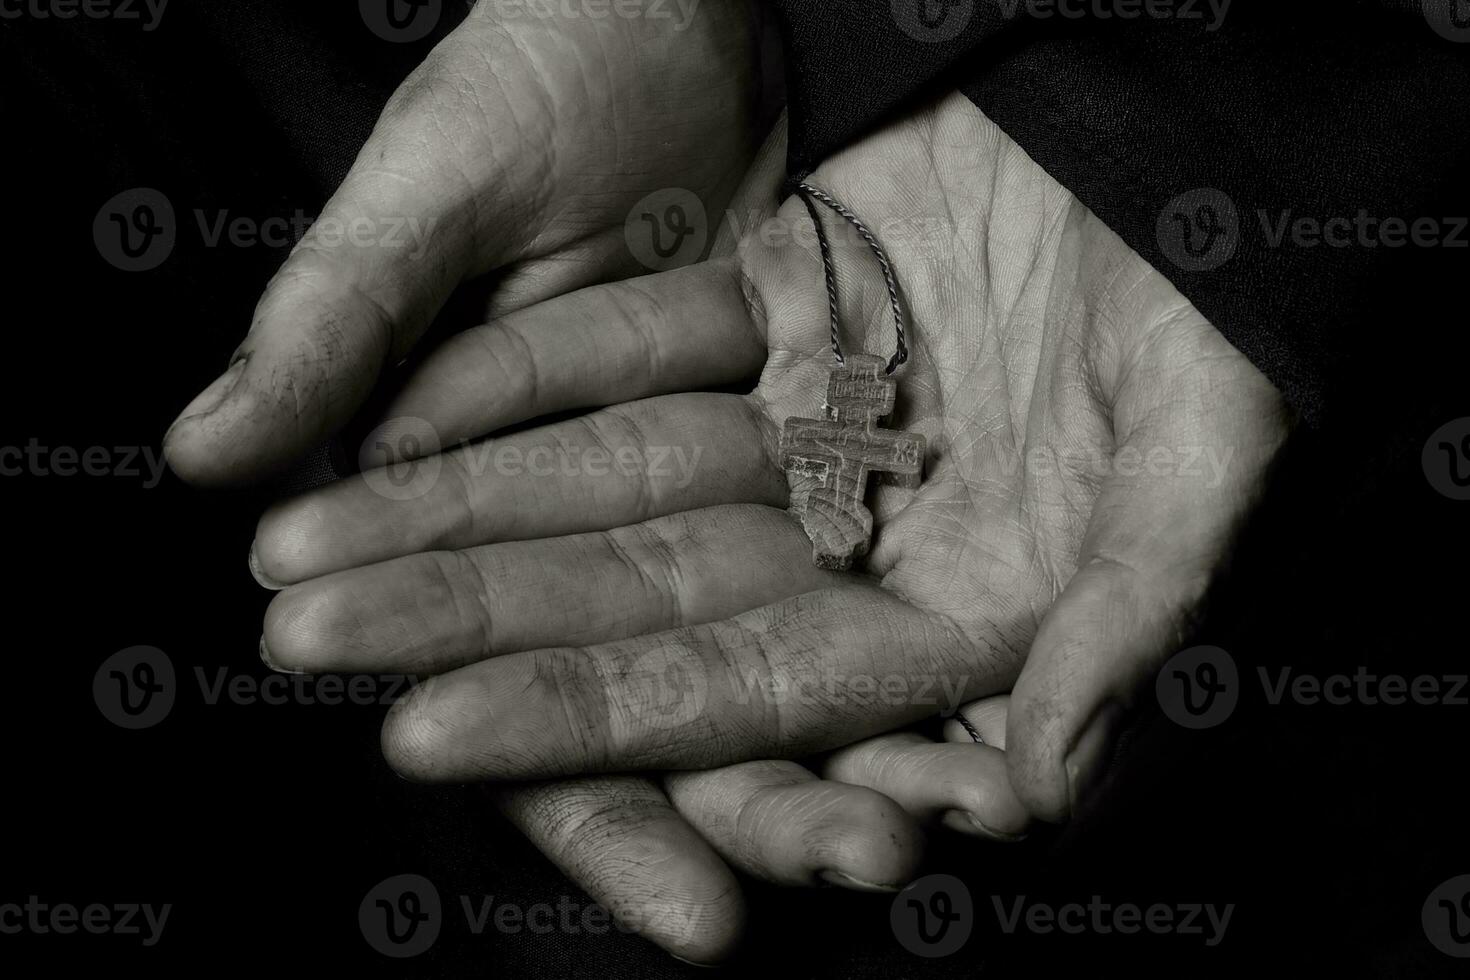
[164,0,776,484]
[164,7,979,961]
[174,64,1288,955]
[251,91,1287,815]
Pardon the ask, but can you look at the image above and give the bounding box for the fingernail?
[669,953,722,969]
[1065,700,1125,819]
[258,635,302,675]
[248,541,288,591]
[818,870,902,893]
[169,357,247,431]
[959,811,1030,842]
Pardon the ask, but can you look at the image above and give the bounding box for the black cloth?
[774,0,1470,424]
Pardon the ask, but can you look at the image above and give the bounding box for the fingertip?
[379,676,455,782]
[248,541,288,591]
[807,786,926,890]
[1004,693,1073,824]
[949,763,1035,841]
[500,775,750,965]
[252,494,331,585]
[162,358,259,488]
[939,809,1030,842]
[167,267,400,487]
[260,580,342,675]
[642,873,747,967]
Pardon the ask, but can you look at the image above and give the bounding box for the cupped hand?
[253,88,1287,798]
[164,6,982,961]
[243,89,1288,954]
[164,0,776,485]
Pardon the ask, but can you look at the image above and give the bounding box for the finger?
[941,695,1012,749]
[822,731,1031,842]
[161,22,586,488]
[663,761,924,891]
[495,776,745,966]
[1007,301,1291,822]
[250,392,784,585]
[380,261,766,458]
[379,584,1013,782]
[262,505,838,675]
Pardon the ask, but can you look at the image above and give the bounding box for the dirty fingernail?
[1065,700,1125,819]
[258,635,302,675]
[818,869,901,893]
[169,357,247,433]
[248,541,288,591]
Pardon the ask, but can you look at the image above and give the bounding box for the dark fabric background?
[2,1,1468,976]
[775,0,1470,425]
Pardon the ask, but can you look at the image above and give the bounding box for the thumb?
[162,26,539,487]
[1006,301,1291,823]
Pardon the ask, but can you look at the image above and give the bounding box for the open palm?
[174,89,1288,960]
[247,91,1285,791]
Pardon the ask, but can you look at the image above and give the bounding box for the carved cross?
[780,354,925,570]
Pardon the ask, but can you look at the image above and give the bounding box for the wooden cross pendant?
[780,354,925,570]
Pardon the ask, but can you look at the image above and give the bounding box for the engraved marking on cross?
[779,354,925,570]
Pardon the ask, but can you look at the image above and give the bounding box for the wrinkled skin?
[166,4,1289,963]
